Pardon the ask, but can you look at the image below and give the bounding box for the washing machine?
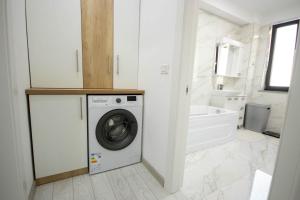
[88,95,143,174]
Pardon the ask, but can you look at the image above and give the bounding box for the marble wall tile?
[191,11,288,133]
[191,10,254,106]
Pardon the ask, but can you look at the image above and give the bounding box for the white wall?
[0,1,28,199]
[138,0,183,178]
[5,0,34,197]
[198,0,300,25]
[164,0,199,192]
[198,0,256,24]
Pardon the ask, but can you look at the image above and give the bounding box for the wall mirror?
[215,38,243,77]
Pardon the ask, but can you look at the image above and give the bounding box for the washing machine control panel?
[92,96,109,104]
[91,95,142,107]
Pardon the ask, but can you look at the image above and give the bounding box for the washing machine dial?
[116,98,122,103]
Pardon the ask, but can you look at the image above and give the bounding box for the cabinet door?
[113,0,140,89]
[82,0,113,88]
[29,95,87,178]
[224,96,240,111]
[26,0,83,88]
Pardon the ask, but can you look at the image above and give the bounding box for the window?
[265,20,299,91]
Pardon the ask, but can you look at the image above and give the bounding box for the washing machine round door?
[96,109,138,151]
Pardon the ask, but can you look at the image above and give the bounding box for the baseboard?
[28,181,36,200]
[142,159,164,186]
[35,167,88,186]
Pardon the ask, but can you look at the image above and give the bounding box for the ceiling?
[198,0,300,25]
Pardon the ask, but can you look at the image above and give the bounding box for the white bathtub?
[186,105,238,153]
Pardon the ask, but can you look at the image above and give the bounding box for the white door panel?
[30,95,87,178]
[113,0,140,89]
[27,0,83,88]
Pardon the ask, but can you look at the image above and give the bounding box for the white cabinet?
[26,0,83,88]
[211,95,247,127]
[215,38,244,78]
[29,95,87,178]
[26,0,140,89]
[113,0,140,89]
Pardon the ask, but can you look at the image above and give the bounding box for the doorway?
[165,1,300,199]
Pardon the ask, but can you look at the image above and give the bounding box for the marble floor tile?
[182,129,280,200]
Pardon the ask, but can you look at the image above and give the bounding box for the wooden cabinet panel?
[82,0,113,88]
[26,0,83,88]
[30,95,87,178]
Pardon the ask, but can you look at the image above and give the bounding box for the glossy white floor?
[33,129,279,200]
[183,129,279,200]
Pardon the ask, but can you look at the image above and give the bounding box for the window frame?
[265,20,299,92]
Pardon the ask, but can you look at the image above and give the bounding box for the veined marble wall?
[248,26,288,134]
[191,10,288,134]
[191,10,254,106]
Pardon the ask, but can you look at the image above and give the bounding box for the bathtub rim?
[189,105,238,117]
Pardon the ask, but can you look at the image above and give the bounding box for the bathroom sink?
[212,90,241,96]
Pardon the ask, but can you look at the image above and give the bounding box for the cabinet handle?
[116,55,120,75]
[234,97,238,100]
[80,97,83,120]
[240,107,244,111]
[76,49,79,72]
